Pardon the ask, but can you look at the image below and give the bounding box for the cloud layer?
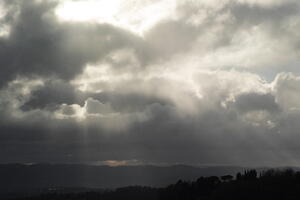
[1,0,300,166]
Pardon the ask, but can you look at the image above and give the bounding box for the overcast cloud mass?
[1,0,300,166]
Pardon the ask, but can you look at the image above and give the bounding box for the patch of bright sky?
[0,2,11,38]
[55,0,177,36]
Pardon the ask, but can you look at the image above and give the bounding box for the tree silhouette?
[13,169,300,200]
[221,175,233,182]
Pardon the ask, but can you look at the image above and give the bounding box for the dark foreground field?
[12,169,300,200]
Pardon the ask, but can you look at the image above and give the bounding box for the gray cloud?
[0,0,300,166]
[144,20,199,58]
[21,79,83,111]
[0,0,154,87]
[234,93,280,113]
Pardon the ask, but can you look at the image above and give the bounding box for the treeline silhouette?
[14,169,300,200]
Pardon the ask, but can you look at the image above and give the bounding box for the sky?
[0,0,300,167]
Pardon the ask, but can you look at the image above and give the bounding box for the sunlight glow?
[56,0,120,22]
[55,0,177,35]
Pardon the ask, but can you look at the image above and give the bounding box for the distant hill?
[2,163,299,199]
[12,168,300,200]
[0,164,247,193]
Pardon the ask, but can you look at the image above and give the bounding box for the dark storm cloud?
[21,79,84,111]
[229,1,299,25]
[90,92,171,113]
[234,93,280,113]
[0,0,154,87]
[21,78,170,113]
[0,71,295,166]
[1,0,298,89]
[1,0,300,166]
[0,98,295,166]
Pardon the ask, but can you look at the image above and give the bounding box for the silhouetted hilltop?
[12,168,300,200]
[0,163,250,198]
